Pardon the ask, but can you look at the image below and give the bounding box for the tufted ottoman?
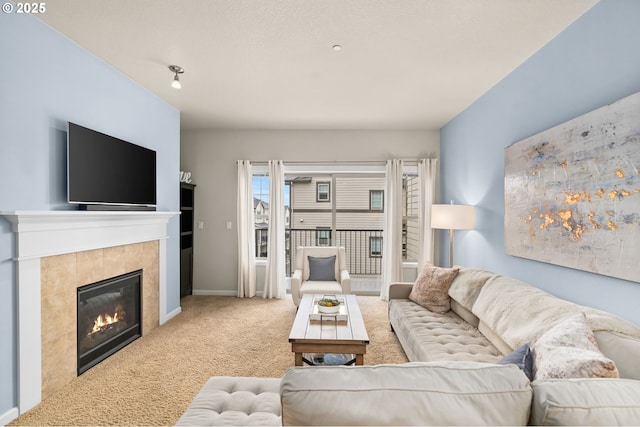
[176,376,282,426]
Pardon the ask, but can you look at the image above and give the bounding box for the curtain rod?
[241,159,436,165]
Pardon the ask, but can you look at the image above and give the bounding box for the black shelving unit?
[180,183,196,297]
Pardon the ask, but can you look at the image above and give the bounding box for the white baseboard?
[164,306,182,323]
[0,407,19,426]
[191,290,277,297]
[192,290,237,296]
[191,290,297,298]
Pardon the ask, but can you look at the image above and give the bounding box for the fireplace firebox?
[77,270,142,375]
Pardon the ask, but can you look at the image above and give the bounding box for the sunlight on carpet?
[10,295,408,426]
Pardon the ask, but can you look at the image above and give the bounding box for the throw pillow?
[408,263,459,313]
[308,255,336,281]
[532,313,619,380]
[498,343,533,381]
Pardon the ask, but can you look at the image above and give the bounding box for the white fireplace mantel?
[1,210,179,416]
[2,210,178,260]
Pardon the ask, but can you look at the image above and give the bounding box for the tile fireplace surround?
[1,210,178,416]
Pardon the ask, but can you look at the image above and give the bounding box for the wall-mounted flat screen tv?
[67,122,157,209]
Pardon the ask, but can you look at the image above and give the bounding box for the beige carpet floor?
[10,295,408,426]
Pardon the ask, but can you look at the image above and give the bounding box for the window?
[316,182,330,202]
[402,226,407,259]
[370,190,384,211]
[253,174,270,226]
[402,174,419,262]
[316,228,331,246]
[255,228,268,257]
[288,173,384,277]
[370,236,382,258]
[253,173,270,258]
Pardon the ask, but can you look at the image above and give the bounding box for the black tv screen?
[67,122,157,208]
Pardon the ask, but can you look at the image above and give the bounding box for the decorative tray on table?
[309,295,348,322]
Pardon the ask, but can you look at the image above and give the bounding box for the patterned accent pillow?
[408,263,459,313]
[533,313,619,380]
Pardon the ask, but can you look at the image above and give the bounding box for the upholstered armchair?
[290,246,351,307]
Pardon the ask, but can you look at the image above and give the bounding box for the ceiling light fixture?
[332,44,342,51]
[168,65,184,89]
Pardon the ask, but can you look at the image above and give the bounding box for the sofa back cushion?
[478,320,513,355]
[280,362,532,426]
[473,275,557,349]
[530,379,640,425]
[448,266,496,312]
[595,331,640,380]
[450,299,479,328]
[472,275,640,379]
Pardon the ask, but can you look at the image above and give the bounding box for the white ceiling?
[36,0,597,130]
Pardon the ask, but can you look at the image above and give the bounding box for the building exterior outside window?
[252,171,420,278]
[290,175,385,276]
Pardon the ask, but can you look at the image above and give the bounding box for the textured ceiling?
[36,0,597,130]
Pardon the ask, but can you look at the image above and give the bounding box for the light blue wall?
[440,0,640,326]
[0,11,180,416]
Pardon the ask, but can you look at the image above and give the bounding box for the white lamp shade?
[431,204,475,230]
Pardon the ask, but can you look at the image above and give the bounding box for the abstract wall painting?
[504,91,640,283]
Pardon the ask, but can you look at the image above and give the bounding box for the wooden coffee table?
[289,294,369,366]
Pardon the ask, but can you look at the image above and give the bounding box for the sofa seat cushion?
[281,362,533,426]
[389,299,503,363]
[176,377,281,426]
[298,281,342,295]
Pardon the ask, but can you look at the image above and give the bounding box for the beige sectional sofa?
[388,266,640,425]
[177,266,640,426]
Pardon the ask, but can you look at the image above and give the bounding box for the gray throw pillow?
[498,343,533,381]
[308,255,336,281]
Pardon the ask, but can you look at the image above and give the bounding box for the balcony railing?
[287,228,383,276]
[257,228,384,276]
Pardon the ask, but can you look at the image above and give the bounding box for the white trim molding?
[0,210,178,416]
[0,407,19,426]
[2,210,177,261]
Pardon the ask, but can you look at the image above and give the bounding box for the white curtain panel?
[418,158,438,270]
[380,159,404,300]
[264,160,286,299]
[237,160,256,298]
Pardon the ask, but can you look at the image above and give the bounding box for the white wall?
[180,129,438,295]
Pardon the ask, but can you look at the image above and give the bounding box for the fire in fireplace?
[77,270,142,375]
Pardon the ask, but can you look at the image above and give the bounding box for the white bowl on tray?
[317,297,341,314]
